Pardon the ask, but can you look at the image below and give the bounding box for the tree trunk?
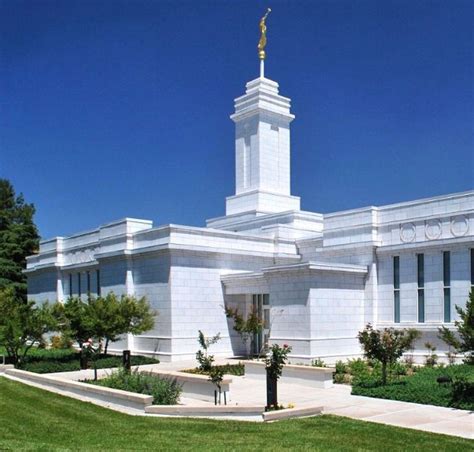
[104,338,109,355]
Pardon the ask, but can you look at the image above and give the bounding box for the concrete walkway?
[3,359,473,439]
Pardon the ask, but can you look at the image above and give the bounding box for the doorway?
[252,294,270,355]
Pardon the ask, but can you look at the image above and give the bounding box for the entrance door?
[252,294,270,355]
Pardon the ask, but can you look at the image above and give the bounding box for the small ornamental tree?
[357,324,420,385]
[0,287,56,364]
[264,344,292,409]
[225,306,263,358]
[118,294,155,340]
[196,330,221,372]
[438,290,474,364]
[53,297,95,349]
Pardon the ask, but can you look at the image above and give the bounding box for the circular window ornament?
[400,222,416,243]
[450,215,469,237]
[425,219,442,240]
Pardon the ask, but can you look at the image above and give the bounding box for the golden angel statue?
[258,8,271,60]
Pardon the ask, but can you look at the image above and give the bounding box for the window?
[69,274,73,298]
[471,249,474,288]
[86,271,91,296]
[393,256,400,323]
[96,269,101,296]
[77,273,81,298]
[417,254,424,323]
[443,251,450,323]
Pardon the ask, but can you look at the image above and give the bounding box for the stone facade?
[26,74,474,364]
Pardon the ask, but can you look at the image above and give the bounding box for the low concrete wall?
[146,370,232,403]
[262,405,323,422]
[145,404,263,418]
[5,368,153,410]
[244,361,334,389]
[0,364,14,373]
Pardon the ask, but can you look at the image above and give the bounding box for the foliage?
[352,364,474,410]
[438,290,474,364]
[91,367,181,405]
[0,179,39,300]
[265,343,292,380]
[2,379,472,451]
[12,347,159,373]
[195,330,221,373]
[225,306,263,357]
[358,324,421,385]
[424,342,438,367]
[53,297,95,349]
[50,334,74,350]
[182,363,245,376]
[451,376,474,409]
[53,293,155,354]
[0,288,56,364]
[311,358,326,368]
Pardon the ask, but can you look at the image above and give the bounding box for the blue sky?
[1,0,473,240]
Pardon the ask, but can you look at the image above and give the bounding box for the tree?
[0,287,56,364]
[225,306,263,358]
[358,324,421,385]
[89,293,155,354]
[54,293,155,355]
[0,179,39,300]
[53,297,95,349]
[196,330,221,372]
[439,290,474,364]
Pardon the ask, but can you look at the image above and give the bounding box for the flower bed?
[87,368,182,405]
[181,363,244,376]
[351,364,474,410]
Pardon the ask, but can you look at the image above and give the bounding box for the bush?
[92,368,182,405]
[183,363,244,376]
[311,358,326,368]
[352,364,474,410]
[16,348,159,373]
[451,376,474,410]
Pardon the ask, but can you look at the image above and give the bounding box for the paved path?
[3,359,473,439]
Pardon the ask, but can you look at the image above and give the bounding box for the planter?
[244,361,334,389]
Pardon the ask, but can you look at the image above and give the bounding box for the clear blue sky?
[1,0,473,240]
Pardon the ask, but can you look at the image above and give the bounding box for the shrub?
[352,364,474,410]
[451,376,474,410]
[183,363,244,376]
[50,335,73,350]
[424,342,438,367]
[93,368,181,405]
[311,358,326,368]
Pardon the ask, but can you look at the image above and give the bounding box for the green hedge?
[13,349,159,374]
[352,364,474,410]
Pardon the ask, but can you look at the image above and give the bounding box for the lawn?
[351,364,474,410]
[0,378,471,451]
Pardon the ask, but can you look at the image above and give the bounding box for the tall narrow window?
[86,271,91,297]
[471,249,474,288]
[417,254,425,323]
[393,256,400,323]
[96,269,101,296]
[443,251,451,323]
[69,274,73,298]
[77,273,81,298]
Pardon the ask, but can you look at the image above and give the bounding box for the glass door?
[252,294,270,355]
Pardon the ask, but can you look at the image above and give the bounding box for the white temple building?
[26,62,474,364]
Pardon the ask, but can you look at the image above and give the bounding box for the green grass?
[352,364,474,410]
[0,378,472,451]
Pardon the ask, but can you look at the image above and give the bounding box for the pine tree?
[0,179,39,300]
